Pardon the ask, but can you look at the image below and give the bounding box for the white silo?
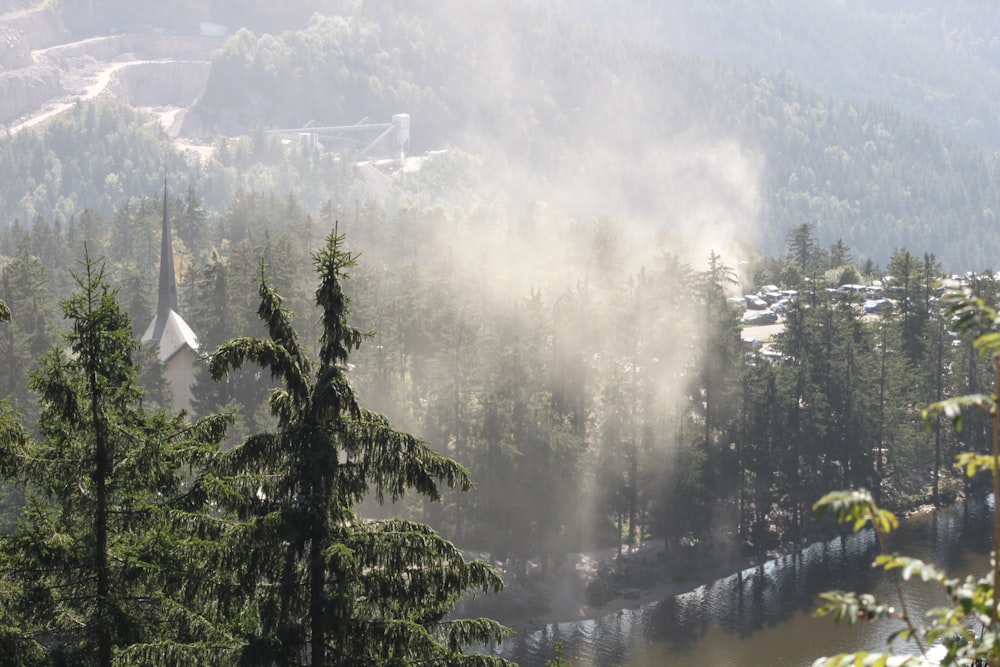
[392,114,411,155]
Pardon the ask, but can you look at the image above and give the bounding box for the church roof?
[141,177,199,362]
[142,309,199,362]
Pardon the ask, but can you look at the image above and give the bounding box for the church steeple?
[142,178,200,412]
[153,177,178,339]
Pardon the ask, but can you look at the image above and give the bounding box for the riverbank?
[483,499,996,667]
[519,545,736,633]
[466,496,974,635]
[464,520,873,634]
[464,540,756,634]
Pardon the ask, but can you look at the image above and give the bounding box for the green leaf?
[974,331,1000,360]
[954,452,1000,477]
[810,652,917,666]
[813,489,898,534]
[873,555,947,583]
[922,394,994,432]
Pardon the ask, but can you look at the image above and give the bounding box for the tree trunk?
[310,452,327,665]
[310,525,324,667]
[876,323,887,505]
[91,364,112,667]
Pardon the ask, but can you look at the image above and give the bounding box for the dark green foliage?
[9,0,1000,651]
[0,102,189,228]
[205,230,514,666]
[0,301,22,533]
[172,1,1000,269]
[2,165,983,598]
[0,237,55,418]
[785,222,824,278]
[5,2,1000,269]
[0,252,231,665]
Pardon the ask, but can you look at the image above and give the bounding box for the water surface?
[499,497,993,666]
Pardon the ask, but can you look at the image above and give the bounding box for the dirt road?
[8,59,146,135]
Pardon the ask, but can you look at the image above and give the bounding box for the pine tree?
[785,221,825,277]
[206,230,514,666]
[0,237,56,416]
[813,281,1000,666]
[773,293,833,540]
[0,252,230,666]
[0,333,42,664]
[179,185,208,257]
[694,252,742,496]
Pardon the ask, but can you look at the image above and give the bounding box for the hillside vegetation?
[2,0,999,271]
[3,4,1000,658]
[549,0,1000,151]
[185,0,1000,269]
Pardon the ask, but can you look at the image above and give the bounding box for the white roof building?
[141,180,199,412]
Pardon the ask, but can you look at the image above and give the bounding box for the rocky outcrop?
[38,33,222,68]
[0,64,62,124]
[0,4,218,129]
[58,1,221,37]
[122,33,222,60]
[34,35,124,67]
[0,25,30,70]
[0,6,68,49]
[114,60,211,107]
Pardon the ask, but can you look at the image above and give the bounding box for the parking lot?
[743,321,784,339]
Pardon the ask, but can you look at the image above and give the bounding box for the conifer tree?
[785,221,824,277]
[206,230,514,666]
[694,252,742,496]
[0,252,230,666]
[0,300,45,664]
[0,238,56,416]
[0,295,25,534]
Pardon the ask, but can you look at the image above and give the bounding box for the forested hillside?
[548,0,1000,151]
[0,174,988,591]
[2,0,1000,658]
[2,1,999,269]
[185,0,1000,269]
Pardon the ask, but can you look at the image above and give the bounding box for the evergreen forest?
[2,0,1000,664]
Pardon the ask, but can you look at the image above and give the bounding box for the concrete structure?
[141,180,199,412]
[270,114,411,160]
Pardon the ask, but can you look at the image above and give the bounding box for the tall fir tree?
[0,299,43,663]
[0,237,56,417]
[206,231,514,666]
[0,252,230,666]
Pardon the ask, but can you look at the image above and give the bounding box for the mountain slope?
[186,0,1000,270]
[2,0,999,271]
[547,0,1000,152]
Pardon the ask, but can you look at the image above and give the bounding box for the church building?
[141,181,199,412]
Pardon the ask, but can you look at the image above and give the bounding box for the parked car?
[864,298,894,313]
[744,294,768,310]
[744,310,778,325]
[761,348,786,365]
[770,298,793,313]
[759,287,781,304]
[779,289,798,301]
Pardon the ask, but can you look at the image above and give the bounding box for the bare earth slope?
[0,6,217,149]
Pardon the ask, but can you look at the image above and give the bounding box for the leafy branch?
[813,282,1000,667]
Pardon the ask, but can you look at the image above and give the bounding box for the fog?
[2,1,994,660]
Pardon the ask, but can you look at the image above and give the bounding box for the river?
[496,496,994,666]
